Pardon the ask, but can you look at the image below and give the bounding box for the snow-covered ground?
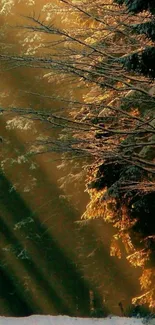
[0,315,155,325]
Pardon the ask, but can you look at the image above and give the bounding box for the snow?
[0,315,155,325]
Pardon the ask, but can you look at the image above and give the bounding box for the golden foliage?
[140,269,153,290]
[82,188,107,219]
[127,249,150,268]
[132,289,155,309]
[110,236,122,259]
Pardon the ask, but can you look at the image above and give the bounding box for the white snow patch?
[0,315,155,325]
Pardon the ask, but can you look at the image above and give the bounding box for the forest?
[0,0,155,318]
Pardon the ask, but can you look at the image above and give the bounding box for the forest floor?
[0,314,155,325]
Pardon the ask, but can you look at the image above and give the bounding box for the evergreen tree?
[115,0,155,14]
[115,0,155,78]
[132,20,155,41]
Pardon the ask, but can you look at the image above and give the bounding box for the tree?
[81,0,155,310]
[115,0,155,14]
[115,0,155,79]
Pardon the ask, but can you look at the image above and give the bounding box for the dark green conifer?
[114,0,155,78]
[115,0,155,14]
[119,47,155,78]
[132,21,155,41]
